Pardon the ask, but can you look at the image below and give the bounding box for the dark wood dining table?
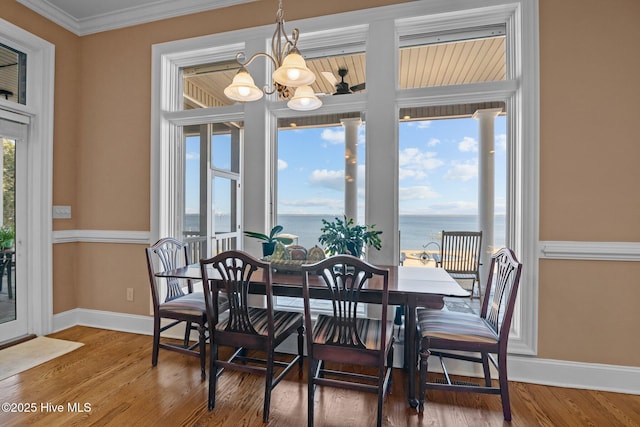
[156,263,468,407]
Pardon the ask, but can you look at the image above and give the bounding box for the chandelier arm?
[234,52,279,96]
[235,51,278,69]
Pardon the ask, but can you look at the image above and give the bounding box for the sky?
[185,115,507,217]
[277,115,506,216]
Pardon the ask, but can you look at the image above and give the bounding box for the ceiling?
[17,0,255,36]
[13,1,507,124]
[183,35,506,112]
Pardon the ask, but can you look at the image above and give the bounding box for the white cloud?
[309,169,344,191]
[428,201,478,214]
[417,121,432,129]
[399,168,427,180]
[496,133,507,151]
[427,138,441,147]
[320,128,345,144]
[444,160,478,181]
[398,185,439,201]
[278,159,288,170]
[398,147,444,181]
[278,197,343,213]
[186,152,199,160]
[458,136,478,152]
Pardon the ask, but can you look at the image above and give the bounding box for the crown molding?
[17,0,255,36]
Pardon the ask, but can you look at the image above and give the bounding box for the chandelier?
[224,0,322,111]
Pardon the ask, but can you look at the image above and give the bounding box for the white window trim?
[151,0,539,355]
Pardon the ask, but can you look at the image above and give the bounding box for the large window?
[276,114,365,246]
[153,0,539,355]
[398,106,507,266]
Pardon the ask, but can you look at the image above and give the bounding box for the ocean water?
[186,214,505,251]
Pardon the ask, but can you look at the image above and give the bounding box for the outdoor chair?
[200,250,304,422]
[302,255,395,427]
[417,247,523,421]
[435,230,483,299]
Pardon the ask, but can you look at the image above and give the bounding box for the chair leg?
[263,350,274,423]
[183,321,192,347]
[297,325,304,374]
[208,342,218,411]
[481,352,492,387]
[307,358,316,427]
[152,317,161,367]
[386,340,394,393]
[498,351,512,421]
[198,324,206,380]
[418,338,430,411]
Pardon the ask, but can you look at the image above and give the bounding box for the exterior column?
[341,118,361,222]
[473,108,501,293]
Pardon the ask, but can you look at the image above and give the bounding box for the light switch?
[53,205,71,219]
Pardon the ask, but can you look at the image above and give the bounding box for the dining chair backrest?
[302,254,389,355]
[480,247,523,341]
[200,250,273,336]
[146,237,191,305]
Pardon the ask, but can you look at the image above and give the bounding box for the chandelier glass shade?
[223,0,322,111]
[287,85,322,111]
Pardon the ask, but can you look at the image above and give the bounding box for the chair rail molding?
[539,241,640,261]
[53,230,150,245]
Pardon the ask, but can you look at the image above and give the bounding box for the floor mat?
[0,336,83,381]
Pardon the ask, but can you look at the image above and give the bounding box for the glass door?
[0,117,26,342]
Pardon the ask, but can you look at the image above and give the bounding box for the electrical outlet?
[126,288,134,301]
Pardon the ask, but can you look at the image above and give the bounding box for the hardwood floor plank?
[0,326,638,426]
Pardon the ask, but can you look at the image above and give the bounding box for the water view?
[185,213,506,251]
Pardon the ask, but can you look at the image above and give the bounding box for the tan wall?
[1,2,81,313]
[3,0,640,367]
[538,0,640,365]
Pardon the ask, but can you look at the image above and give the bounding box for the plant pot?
[262,241,277,257]
[346,242,362,258]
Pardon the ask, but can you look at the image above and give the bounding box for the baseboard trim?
[52,309,640,396]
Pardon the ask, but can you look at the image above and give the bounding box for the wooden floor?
[0,326,638,426]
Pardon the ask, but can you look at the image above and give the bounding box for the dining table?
[156,262,469,407]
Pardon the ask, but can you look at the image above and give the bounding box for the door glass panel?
[183,121,242,258]
[0,137,15,324]
[212,176,238,234]
[0,43,26,105]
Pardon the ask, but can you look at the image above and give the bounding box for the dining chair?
[145,237,226,380]
[417,247,523,421]
[301,255,395,427]
[435,230,483,299]
[200,250,304,422]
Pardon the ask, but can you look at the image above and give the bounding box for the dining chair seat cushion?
[417,308,498,344]
[160,291,229,316]
[313,314,394,350]
[216,307,303,337]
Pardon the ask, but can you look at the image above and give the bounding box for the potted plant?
[244,225,294,257]
[318,216,382,258]
[0,226,14,249]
